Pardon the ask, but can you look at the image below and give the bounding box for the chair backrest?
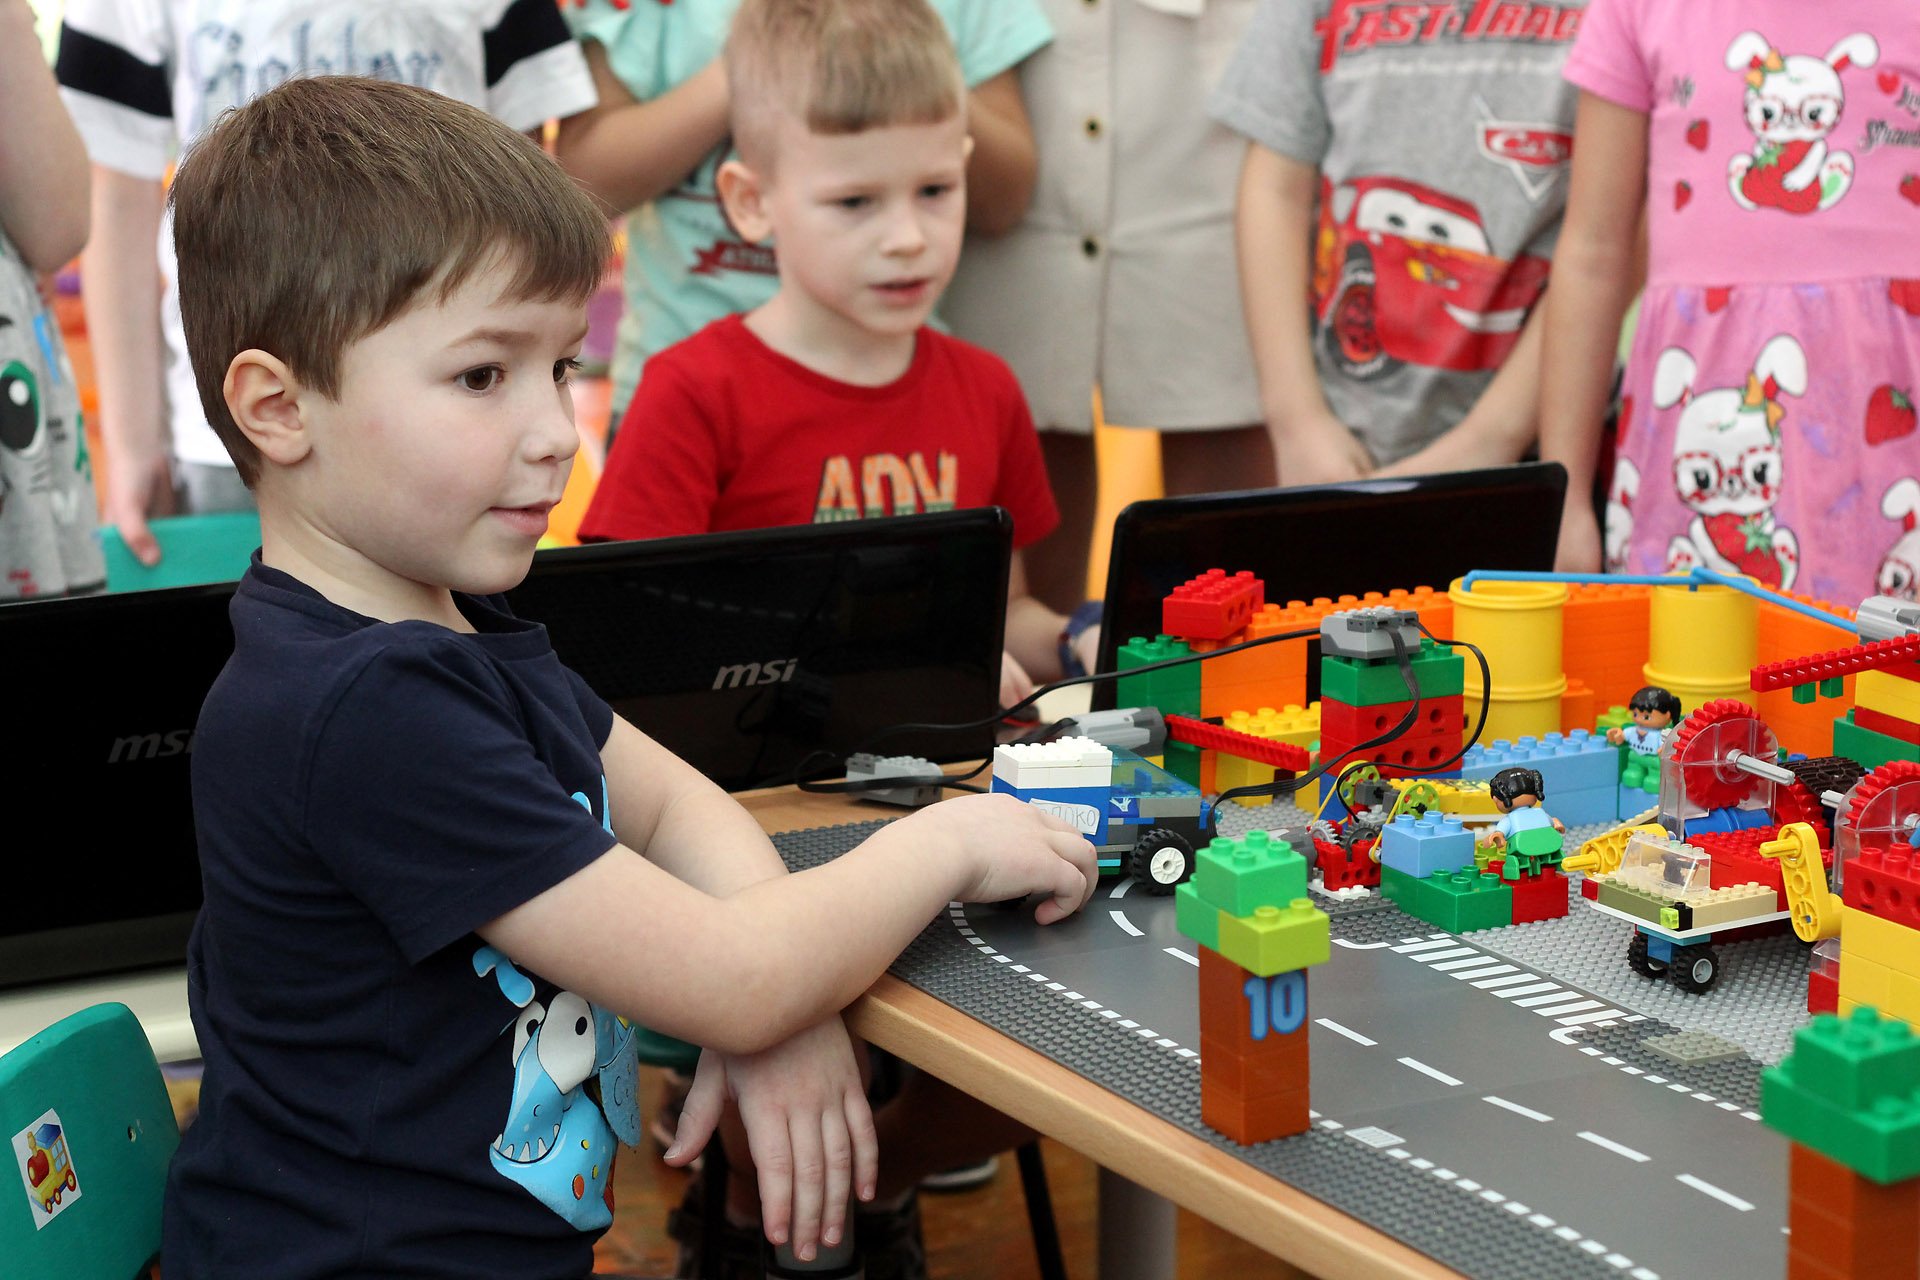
[0,1003,180,1278]
[100,512,261,592]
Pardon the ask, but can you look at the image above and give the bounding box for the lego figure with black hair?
[1606,685,1682,789]
[1485,766,1566,881]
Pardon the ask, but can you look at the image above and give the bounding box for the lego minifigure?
[1606,686,1682,788]
[1484,766,1566,881]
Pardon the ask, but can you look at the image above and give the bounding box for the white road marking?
[1484,1096,1554,1122]
[1677,1174,1754,1212]
[1530,999,1605,1017]
[1556,1007,1633,1026]
[1398,1056,1463,1086]
[1432,955,1501,971]
[1473,972,1545,989]
[1448,963,1519,980]
[1163,947,1198,966]
[1410,947,1481,964]
[1109,909,1143,937]
[1578,1131,1651,1163]
[1316,1017,1378,1046]
[1391,937,1460,954]
[1512,988,1578,1006]
[1107,879,1131,899]
[1333,937,1393,950]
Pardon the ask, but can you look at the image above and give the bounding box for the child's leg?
[868,1067,1035,1204]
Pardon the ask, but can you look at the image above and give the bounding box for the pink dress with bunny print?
[1565,0,1920,606]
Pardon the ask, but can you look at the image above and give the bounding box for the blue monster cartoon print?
[468,779,642,1230]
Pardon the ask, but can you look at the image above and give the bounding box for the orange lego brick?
[1199,1030,1309,1098]
[1202,1082,1311,1145]
[1198,946,1252,1046]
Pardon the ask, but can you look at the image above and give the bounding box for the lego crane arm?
[1759,821,1841,943]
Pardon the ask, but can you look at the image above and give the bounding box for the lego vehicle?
[1585,831,1790,992]
[993,738,1216,894]
[1312,175,1551,380]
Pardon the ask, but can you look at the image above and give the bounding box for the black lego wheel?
[1627,931,1668,979]
[1130,828,1196,895]
[1668,944,1720,993]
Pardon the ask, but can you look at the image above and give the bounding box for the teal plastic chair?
[100,512,261,592]
[0,1003,179,1279]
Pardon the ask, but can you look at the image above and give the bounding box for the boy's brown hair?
[725,0,963,170]
[169,76,608,485]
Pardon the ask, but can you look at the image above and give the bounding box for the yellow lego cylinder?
[1447,578,1568,741]
[1641,584,1757,709]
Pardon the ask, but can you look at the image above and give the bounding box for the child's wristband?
[1057,600,1104,679]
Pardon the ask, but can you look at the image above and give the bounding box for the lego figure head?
[1627,686,1683,733]
[1488,767,1547,814]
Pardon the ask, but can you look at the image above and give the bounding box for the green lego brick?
[1834,710,1920,772]
[1191,831,1309,916]
[1174,881,1220,950]
[1510,826,1564,858]
[1116,634,1199,717]
[1216,898,1331,977]
[1819,676,1845,699]
[1595,705,1631,736]
[1318,640,1465,706]
[1382,865,1513,933]
[1596,877,1674,924]
[1793,682,1816,705]
[1782,1007,1920,1113]
[1163,738,1202,787]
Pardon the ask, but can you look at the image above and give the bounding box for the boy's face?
[287,260,586,617]
[749,111,969,347]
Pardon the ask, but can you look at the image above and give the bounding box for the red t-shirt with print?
[579,316,1060,548]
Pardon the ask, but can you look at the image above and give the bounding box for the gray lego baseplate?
[772,817,1789,1280]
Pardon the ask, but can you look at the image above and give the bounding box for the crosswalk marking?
[1388,940,1634,1027]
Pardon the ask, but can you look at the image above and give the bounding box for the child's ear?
[717,158,774,244]
[223,350,311,466]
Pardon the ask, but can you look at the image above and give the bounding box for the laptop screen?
[1,508,1008,989]
[1092,463,1567,710]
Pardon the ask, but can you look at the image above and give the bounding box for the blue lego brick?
[991,778,1112,843]
[1617,783,1658,822]
[1458,731,1618,799]
[1377,813,1476,878]
[1546,785,1622,829]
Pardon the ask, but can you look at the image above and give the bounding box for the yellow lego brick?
[1212,705,1322,806]
[1839,952,1893,1014]
[1431,779,1498,817]
[1840,905,1920,978]
[1688,883,1778,928]
[1857,669,1920,722]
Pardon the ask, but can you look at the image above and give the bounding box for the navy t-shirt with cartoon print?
[164,560,637,1280]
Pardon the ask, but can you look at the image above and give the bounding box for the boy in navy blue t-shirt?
[162,76,1095,1280]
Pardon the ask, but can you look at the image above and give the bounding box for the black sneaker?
[856,1191,928,1280]
[917,1156,999,1193]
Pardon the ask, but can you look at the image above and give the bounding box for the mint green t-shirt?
[566,0,1052,424]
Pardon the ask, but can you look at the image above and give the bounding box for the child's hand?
[1555,502,1603,573]
[1274,411,1375,486]
[103,444,176,568]
[906,793,1096,924]
[667,1021,877,1262]
[999,650,1036,715]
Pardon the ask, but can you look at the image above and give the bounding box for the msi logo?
[712,659,798,691]
[107,729,195,763]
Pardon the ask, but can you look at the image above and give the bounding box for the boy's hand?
[668,1021,876,1262]
[1273,411,1375,486]
[905,793,1096,925]
[1554,502,1603,573]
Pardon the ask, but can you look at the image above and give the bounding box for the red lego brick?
[1843,845,1920,930]
[1199,1030,1309,1098]
[1313,835,1380,890]
[1163,569,1264,642]
[1692,828,1794,910]
[1808,967,1840,1015]
[1320,694,1463,746]
[1750,632,1920,692]
[1856,705,1920,745]
[1319,717,1463,776]
[1201,1082,1310,1145]
[1164,714,1310,771]
[1580,876,1600,901]
[1507,868,1570,924]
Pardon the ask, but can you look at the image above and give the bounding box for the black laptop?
[1091,463,1566,710]
[0,507,1009,988]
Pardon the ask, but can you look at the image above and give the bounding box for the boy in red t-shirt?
[580,0,1088,708]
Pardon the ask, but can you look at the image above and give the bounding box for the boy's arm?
[1539,92,1648,572]
[1375,306,1546,478]
[84,166,172,566]
[962,70,1036,237]
[1005,550,1066,690]
[600,715,788,893]
[551,44,729,218]
[1234,142,1375,486]
[0,0,89,272]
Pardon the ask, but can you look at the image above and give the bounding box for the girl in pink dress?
[1542,0,1920,605]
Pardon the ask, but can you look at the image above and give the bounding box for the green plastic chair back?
[101,512,260,592]
[0,1003,180,1278]
[629,1025,701,1073]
